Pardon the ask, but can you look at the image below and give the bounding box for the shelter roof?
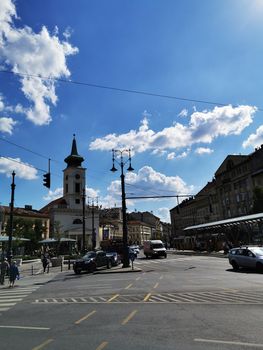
[184,212,263,231]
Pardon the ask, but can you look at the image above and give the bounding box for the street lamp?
[110,149,134,268]
[7,171,16,264]
[82,188,86,253]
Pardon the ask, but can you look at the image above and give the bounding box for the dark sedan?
[106,251,121,266]
[73,250,111,274]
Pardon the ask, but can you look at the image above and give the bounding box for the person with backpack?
[9,261,19,288]
[42,254,50,273]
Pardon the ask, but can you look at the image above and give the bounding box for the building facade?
[170,146,263,245]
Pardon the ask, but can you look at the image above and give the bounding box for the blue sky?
[1,0,263,222]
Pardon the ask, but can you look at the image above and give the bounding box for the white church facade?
[40,136,99,251]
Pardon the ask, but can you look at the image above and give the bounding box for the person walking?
[0,258,9,285]
[42,254,50,273]
[9,261,19,288]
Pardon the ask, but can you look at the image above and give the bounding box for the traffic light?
[43,172,51,189]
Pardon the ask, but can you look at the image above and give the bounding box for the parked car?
[73,250,111,274]
[228,246,263,272]
[106,251,121,266]
[129,245,140,256]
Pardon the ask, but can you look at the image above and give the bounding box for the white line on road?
[194,338,263,348]
[0,325,50,330]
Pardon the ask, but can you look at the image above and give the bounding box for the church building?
[40,136,99,251]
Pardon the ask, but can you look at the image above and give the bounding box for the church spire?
[64,134,84,167]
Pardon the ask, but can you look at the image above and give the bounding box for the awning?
[184,212,263,231]
[38,238,58,244]
[0,235,30,242]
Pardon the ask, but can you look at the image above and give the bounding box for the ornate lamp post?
[82,188,86,253]
[110,149,134,268]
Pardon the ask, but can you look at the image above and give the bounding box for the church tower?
[63,135,86,209]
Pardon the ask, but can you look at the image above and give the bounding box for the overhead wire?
[0,69,262,110]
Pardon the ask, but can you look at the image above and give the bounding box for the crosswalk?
[136,257,194,264]
[0,286,40,313]
[34,289,263,305]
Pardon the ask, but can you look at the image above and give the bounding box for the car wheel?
[164,253,167,258]
[256,263,263,273]
[90,262,96,273]
[107,260,112,269]
[145,254,148,259]
[74,268,81,275]
[231,260,239,271]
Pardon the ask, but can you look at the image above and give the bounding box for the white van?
[143,240,167,258]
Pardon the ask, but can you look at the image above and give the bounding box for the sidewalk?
[166,249,228,258]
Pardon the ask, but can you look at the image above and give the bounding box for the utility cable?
[0,69,261,110]
[0,137,62,164]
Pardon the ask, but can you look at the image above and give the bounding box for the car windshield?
[251,247,263,255]
[83,252,96,259]
[151,243,164,249]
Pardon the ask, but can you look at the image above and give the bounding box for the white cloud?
[0,0,78,125]
[178,108,188,117]
[167,152,175,160]
[0,117,17,134]
[107,166,194,205]
[242,125,263,149]
[43,187,63,201]
[177,150,190,159]
[195,147,214,155]
[89,105,256,156]
[156,207,171,223]
[0,156,38,179]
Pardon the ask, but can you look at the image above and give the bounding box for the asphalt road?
[1,252,263,350]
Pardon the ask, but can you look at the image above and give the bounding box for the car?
[228,246,263,272]
[73,250,111,274]
[129,245,140,256]
[106,251,121,266]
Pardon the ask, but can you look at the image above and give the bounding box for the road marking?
[143,293,151,301]
[153,283,159,289]
[159,276,163,280]
[107,294,119,302]
[75,310,96,324]
[121,310,138,325]
[125,283,133,290]
[95,341,108,350]
[135,276,141,281]
[32,338,54,350]
[194,338,263,348]
[0,325,50,330]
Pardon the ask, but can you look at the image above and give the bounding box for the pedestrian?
[9,261,19,288]
[42,255,50,273]
[0,258,9,285]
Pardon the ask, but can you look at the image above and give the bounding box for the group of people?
[0,258,20,288]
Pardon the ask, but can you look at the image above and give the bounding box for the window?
[75,183,80,193]
[73,219,82,224]
[66,184,68,193]
[75,174,80,179]
[75,199,80,204]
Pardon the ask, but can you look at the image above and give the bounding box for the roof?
[184,212,263,231]
[2,206,49,219]
[40,197,67,213]
[64,135,84,168]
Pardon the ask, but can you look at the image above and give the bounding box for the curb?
[93,267,142,274]
[167,250,228,258]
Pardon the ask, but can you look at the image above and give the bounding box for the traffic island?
[93,265,142,274]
